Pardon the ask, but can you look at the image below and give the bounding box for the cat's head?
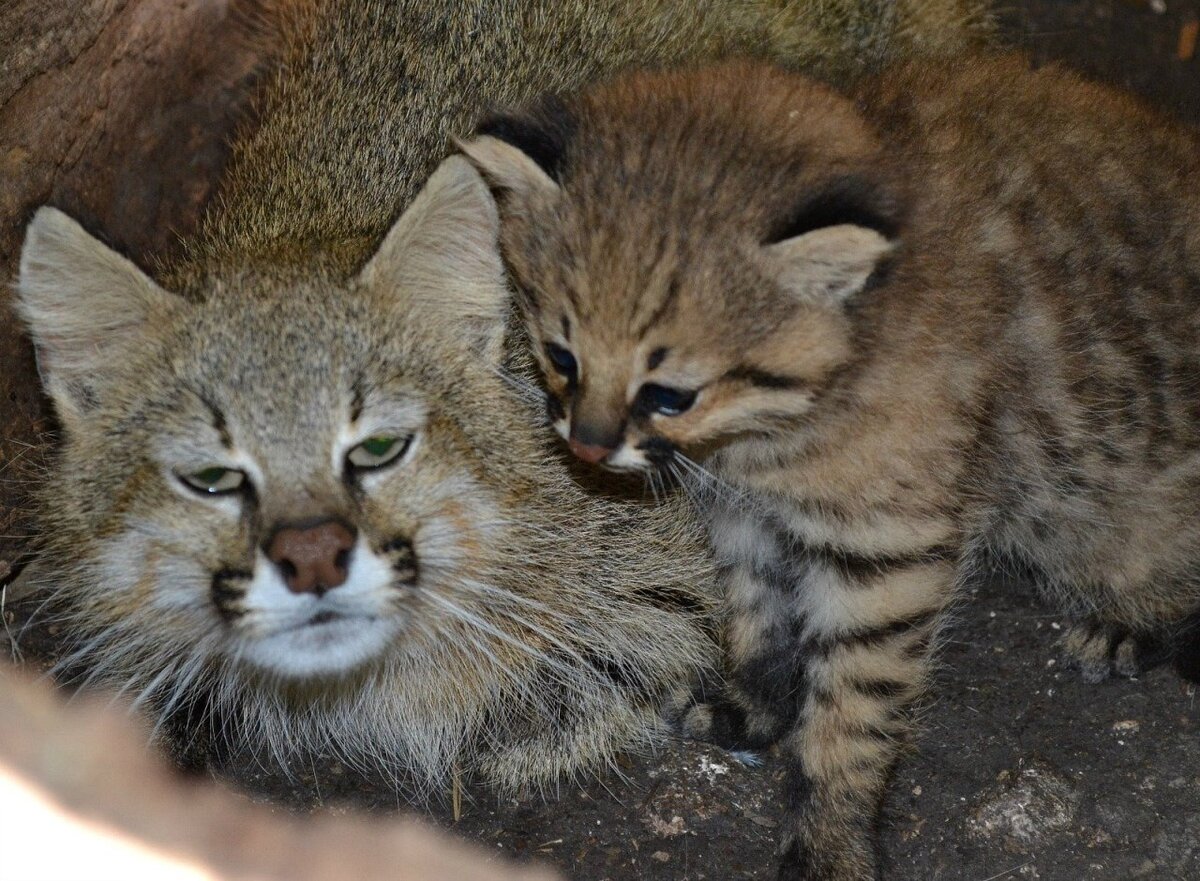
[16,153,719,786]
[462,63,902,473]
[15,157,531,684]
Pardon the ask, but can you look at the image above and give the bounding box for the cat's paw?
[677,699,751,749]
[671,696,781,752]
[1060,621,1165,683]
[777,832,878,881]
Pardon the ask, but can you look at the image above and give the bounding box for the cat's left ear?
[765,223,893,306]
[458,97,575,200]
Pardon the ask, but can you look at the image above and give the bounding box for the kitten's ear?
[766,224,893,305]
[17,207,186,428]
[359,155,509,362]
[457,135,561,199]
[458,96,575,198]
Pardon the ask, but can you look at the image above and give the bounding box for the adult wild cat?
[10,0,990,796]
[463,55,1200,878]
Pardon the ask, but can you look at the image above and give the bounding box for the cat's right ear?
[17,207,185,428]
[458,97,576,199]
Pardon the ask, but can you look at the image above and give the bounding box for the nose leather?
[568,437,615,463]
[266,519,356,595]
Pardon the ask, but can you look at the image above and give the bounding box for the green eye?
[347,434,413,470]
[179,466,246,495]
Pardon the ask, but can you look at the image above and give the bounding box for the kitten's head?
[462,63,902,472]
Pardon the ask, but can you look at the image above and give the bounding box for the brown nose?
[266,519,356,595]
[568,437,615,464]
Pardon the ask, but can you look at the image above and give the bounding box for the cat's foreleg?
[778,554,954,881]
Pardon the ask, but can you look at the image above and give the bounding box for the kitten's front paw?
[1060,620,1165,683]
[669,695,780,753]
[678,699,753,750]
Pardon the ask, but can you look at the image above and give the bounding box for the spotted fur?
[464,55,1200,878]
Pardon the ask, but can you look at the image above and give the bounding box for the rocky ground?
[4,2,1200,880]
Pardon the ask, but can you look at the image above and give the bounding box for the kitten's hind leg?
[1060,619,1167,683]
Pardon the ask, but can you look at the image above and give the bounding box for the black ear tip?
[472,95,577,182]
[767,176,902,245]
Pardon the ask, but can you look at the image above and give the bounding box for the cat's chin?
[237,614,401,681]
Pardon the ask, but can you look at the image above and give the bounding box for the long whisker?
[488,364,547,408]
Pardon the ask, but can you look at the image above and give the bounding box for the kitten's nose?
[568,437,615,463]
[266,519,356,596]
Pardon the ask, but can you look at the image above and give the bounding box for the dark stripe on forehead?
[562,284,582,316]
[723,365,808,390]
[512,280,542,316]
[199,393,233,449]
[349,378,365,423]
[634,276,682,340]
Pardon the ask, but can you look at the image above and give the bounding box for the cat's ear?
[458,96,575,198]
[359,155,509,362]
[458,135,560,198]
[765,224,893,305]
[17,207,186,428]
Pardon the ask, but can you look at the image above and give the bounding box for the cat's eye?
[544,342,578,381]
[346,434,413,470]
[635,384,697,417]
[179,466,246,495]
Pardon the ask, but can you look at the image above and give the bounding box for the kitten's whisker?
[488,364,547,406]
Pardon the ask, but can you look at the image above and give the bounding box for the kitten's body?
[465,55,1200,878]
[12,1,990,796]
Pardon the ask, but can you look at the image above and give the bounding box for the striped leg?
[679,510,811,751]
[778,552,954,881]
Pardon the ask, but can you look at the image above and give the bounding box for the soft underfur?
[465,55,1200,878]
[12,0,991,799]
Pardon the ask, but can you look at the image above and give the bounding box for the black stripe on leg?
[813,608,939,658]
[845,676,913,701]
[803,541,956,584]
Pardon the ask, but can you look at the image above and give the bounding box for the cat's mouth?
[244,612,402,680]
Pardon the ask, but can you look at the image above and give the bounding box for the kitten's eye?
[635,384,697,417]
[347,434,413,470]
[179,466,246,495]
[544,343,578,381]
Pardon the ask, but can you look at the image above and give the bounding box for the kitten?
[461,54,1200,879]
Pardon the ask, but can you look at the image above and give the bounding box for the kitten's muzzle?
[265,518,356,596]
[567,418,623,464]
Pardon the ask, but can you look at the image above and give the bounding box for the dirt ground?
[4,2,1200,880]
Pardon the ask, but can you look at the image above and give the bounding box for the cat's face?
[513,234,865,474]
[15,159,531,684]
[462,64,899,473]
